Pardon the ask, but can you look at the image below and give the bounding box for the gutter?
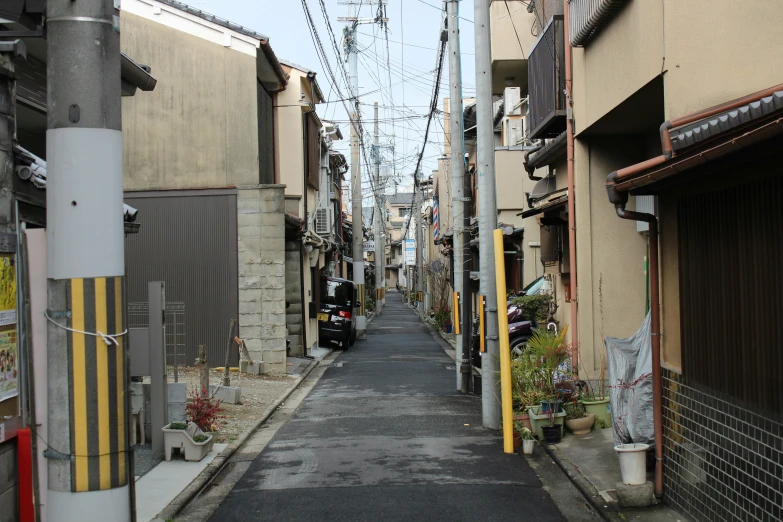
[604,80,783,500]
[523,142,545,180]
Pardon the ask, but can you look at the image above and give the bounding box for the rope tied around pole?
[44,309,128,346]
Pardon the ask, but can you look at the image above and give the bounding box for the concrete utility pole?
[415,179,425,320]
[46,0,132,519]
[344,3,367,340]
[474,0,501,428]
[446,0,472,393]
[373,102,384,316]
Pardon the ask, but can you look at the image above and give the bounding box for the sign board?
[405,239,416,266]
[362,240,375,252]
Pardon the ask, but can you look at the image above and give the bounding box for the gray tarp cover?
[606,312,654,446]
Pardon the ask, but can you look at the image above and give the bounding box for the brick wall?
[0,439,17,522]
[662,369,783,522]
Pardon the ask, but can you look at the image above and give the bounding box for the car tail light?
[338,310,352,319]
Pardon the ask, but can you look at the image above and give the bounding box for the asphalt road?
[210,297,570,521]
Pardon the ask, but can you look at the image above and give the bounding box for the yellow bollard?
[452,291,460,335]
[493,229,514,454]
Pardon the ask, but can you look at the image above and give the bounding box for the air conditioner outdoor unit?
[504,87,522,116]
[315,207,332,235]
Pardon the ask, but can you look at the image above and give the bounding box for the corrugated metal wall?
[678,175,783,416]
[124,190,239,367]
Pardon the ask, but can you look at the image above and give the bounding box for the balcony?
[568,0,629,47]
[527,15,566,140]
[489,0,537,95]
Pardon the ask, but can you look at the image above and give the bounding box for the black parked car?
[318,277,358,347]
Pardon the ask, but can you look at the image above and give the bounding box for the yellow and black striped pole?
[46,0,134,518]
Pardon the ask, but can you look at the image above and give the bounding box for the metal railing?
[528,16,566,140]
[568,0,629,47]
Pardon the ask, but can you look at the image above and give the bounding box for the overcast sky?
[192,0,478,197]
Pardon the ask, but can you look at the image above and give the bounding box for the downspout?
[606,174,663,499]
[563,0,578,372]
[523,142,544,180]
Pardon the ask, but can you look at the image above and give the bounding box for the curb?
[541,443,617,522]
[154,359,320,520]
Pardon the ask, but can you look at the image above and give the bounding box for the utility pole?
[415,176,425,321]
[344,1,367,340]
[46,0,132,519]
[446,0,472,393]
[474,0,501,428]
[373,102,384,316]
[341,0,387,338]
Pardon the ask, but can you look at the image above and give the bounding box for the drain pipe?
[523,142,544,181]
[606,174,663,499]
[563,0,579,372]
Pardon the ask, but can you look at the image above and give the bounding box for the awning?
[519,194,568,220]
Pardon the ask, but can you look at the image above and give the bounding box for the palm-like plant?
[526,325,570,396]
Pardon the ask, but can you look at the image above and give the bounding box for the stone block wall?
[285,240,303,356]
[237,185,287,374]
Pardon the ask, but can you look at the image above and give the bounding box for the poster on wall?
[0,257,16,326]
[0,329,17,402]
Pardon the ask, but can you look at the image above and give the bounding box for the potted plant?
[526,326,570,414]
[186,387,226,450]
[564,402,595,435]
[162,421,213,462]
[541,410,563,444]
[514,422,536,455]
[527,404,566,441]
[579,351,611,428]
[612,373,652,485]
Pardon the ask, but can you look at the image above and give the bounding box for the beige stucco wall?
[121,13,259,190]
[571,0,662,135]
[662,0,783,119]
[574,137,648,379]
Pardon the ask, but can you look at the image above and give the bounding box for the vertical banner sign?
[405,239,416,266]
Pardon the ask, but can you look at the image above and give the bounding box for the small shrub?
[193,434,209,443]
[564,402,586,420]
[168,422,187,430]
[186,388,227,433]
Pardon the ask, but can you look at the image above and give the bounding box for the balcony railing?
[528,16,566,140]
[568,0,629,47]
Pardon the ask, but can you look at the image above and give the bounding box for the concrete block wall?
[237,185,288,374]
[0,440,17,522]
[285,240,304,356]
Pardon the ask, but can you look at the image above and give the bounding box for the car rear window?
[321,280,353,307]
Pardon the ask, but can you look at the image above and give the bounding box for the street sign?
[362,240,375,252]
[405,239,416,266]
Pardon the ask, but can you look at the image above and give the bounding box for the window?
[398,207,410,217]
[320,279,353,307]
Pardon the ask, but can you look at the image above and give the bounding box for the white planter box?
[162,422,213,462]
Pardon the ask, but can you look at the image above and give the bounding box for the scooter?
[470,305,534,368]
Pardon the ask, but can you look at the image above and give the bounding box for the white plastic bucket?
[522,440,535,455]
[614,443,650,485]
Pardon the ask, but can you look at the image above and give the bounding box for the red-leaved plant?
[186,388,227,433]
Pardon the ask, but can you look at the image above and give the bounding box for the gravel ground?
[169,366,298,444]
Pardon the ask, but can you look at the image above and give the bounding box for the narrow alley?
[209,296,580,521]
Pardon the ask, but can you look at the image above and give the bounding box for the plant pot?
[615,443,650,485]
[162,422,213,462]
[565,413,595,435]
[513,430,522,451]
[522,440,535,455]
[203,431,218,451]
[444,324,453,333]
[514,412,533,432]
[542,425,562,444]
[580,397,611,429]
[527,406,566,441]
[540,400,563,414]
